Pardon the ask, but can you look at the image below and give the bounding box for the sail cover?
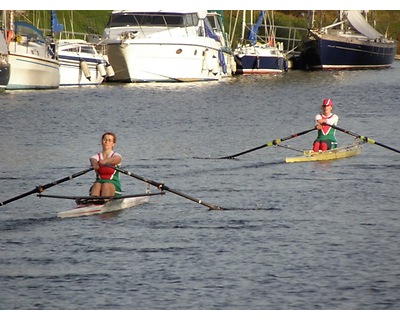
[0,32,8,54]
[346,10,383,40]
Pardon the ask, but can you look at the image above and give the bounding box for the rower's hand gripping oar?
[107,165,225,210]
[0,167,94,207]
[323,123,400,154]
[220,127,317,159]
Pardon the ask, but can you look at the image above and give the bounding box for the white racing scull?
[38,192,164,218]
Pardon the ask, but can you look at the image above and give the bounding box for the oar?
[108,165,225,210]
[0,167,94,206]
[220,127,316,159]
[323,123,400,154]
[37,192,165,200]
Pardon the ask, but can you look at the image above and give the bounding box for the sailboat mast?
[241,10,246,40]
[310,10,315,29]
[339,10,344,32]
[10,10,14,32]
[1,11,6,35]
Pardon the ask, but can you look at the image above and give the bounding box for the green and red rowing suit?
[314,113,339,149]
[91,152,122,195]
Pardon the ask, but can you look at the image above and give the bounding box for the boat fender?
[80,60,91,81]
[212,57,219,75]
[97,63,107,78]
[105,63,115,78]
[205,49,217,73]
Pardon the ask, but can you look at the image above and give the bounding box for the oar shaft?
[0,188,41,206]
[38,192,164,200]
[373,141,400,153]
[40,167,94,191]
[0,167,94,206]
[324,123,400,154]
[220,142,274,159]
[221,127,316,159]
[110,165,225,210]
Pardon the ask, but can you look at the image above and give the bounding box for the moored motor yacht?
[100,10,235,82]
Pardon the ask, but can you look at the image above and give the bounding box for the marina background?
[9,10,400,54]
[1,62,399,309]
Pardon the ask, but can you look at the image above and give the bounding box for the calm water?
[1,62,400,310]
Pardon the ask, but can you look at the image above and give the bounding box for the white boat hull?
[106,39,232,82]
[6,23,59,90]
[58,196,150,218]
[102,11,234,82]
[7,52,59,90]
[57,40,110,86]
[234,45,287,74]
[59,58,105,86]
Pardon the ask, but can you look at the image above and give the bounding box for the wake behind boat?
[39,192,164,218]
[285,140,364,163]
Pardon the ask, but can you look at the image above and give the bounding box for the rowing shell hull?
[58,196,150,218]
[285,143,362,163]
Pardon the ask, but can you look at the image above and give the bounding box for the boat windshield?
[108,12,199,28]
[14,21,46,43]
[61,45,96,54]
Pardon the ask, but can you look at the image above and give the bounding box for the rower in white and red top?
[89,132,122,201]
[313,98,339,152]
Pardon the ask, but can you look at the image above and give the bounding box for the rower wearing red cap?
[313,98,339,152]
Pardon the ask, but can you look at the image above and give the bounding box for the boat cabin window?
[108,13,199,28]
[207,15,222,32]
[80,46,96,54]
[63,47,80,53]
[61,45,95,55]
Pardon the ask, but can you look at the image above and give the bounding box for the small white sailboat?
[57,39,114,86]
[0,28,10,89]
[233,10,288,74]
[5,11,59,90]
[51,11,114,87]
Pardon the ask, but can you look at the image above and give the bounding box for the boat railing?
[268,24,308,57]
[41,28,100,43]
[320,20,345,33]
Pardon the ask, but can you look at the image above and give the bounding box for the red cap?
[322,98,333,106]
